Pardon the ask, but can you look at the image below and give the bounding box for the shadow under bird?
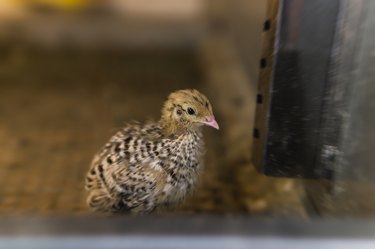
[85,89,219,214]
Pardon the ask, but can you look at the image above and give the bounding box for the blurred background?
[3,0,375,219]
[0,0,309,217]
[2,1,375,248]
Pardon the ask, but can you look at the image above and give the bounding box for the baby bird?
[85,89,219,214]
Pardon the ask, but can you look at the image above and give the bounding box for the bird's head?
[161,89,219,135]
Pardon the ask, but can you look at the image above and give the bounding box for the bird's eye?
[176,109,183,116]
[187,108,196,115]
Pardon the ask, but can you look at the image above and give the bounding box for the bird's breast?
[156,131,204,205]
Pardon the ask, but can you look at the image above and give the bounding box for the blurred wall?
[207,0,268,86]
[0,0,267,64]
[109,0,203,19]
[0,0,206,48]
[228,0,267,86]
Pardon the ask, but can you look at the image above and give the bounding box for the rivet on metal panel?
[253,128,260,139]
[260,58,267,68]
[263,20,271,31]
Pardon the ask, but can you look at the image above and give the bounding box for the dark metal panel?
[337,0,375,183]
[254,0,375,214]
[314,0,367,179]
[253,0,342,178]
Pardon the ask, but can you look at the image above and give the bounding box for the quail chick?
[85,89,219,214]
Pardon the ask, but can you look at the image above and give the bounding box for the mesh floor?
[0,47,203,215]
[0,45,306,216]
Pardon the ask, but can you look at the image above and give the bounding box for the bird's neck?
[160,118,201,138]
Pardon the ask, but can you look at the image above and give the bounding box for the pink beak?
[202,116,220,130]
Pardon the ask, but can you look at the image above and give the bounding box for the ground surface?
[0,44,306,216]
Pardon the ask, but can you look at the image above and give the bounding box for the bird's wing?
[88,151,166,213]
[86,122,167,213]
[111,157,168,213]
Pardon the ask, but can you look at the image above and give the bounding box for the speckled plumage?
[85,89,218,214]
